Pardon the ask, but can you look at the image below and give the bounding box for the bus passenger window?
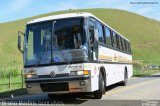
[115,34,120,50]
[89,26,95,45]
[128,42,131,53]
[105,27,112,47]
[112,32,117,49]
[96,21,104,43]
[120,37,124,51]
[124,39,127,52]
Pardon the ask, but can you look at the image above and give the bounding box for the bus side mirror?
[94,29,98,42]
[18,31,24,53]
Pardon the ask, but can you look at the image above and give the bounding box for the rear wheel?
[93,72,105,99]
[121,70,128,86]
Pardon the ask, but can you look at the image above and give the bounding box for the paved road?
[1,73,160,106]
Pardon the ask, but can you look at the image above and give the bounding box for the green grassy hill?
[0,8,160,66]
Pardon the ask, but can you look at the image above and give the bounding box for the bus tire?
[93,72,105,99]
[121,70,128,86]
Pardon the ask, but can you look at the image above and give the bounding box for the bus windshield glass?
[24,18,88,66]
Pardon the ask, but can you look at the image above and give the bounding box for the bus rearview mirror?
[17,31,24,53]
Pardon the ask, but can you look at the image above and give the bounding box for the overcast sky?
[0,0,160,23]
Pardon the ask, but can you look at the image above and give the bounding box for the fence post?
[21,69,24,88]
[9,73,11,90]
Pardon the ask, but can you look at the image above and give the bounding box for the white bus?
[18,13,133,99]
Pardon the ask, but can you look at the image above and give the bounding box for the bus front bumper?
[25,75,91,94]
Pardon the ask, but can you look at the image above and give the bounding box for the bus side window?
[102,25,106,44]
[126,41,130,53]
[119,36,122,51]
[89,26,95,45]
[105,27,112,47]
[120,37,124,51]
[122,38,125,52]
[88,20,96,45]
[124,39,127,52]
[128,42,131,53]
[115,34,120,50]
[110,30,113,47]
[96,21,104,43]
[112,32,117,49]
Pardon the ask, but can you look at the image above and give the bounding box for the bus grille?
[38,73,69,78]
[40,83,69,92]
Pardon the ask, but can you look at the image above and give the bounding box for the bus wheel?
[93,72,105,99]
[121,70,128,86]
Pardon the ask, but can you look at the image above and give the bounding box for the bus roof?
[28,13,94,24]
[28,12,130,42]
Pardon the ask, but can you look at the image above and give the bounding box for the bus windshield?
[24,18,88,66]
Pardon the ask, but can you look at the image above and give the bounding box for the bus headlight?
[25,74,37,79]
[25,69,37,79]
[70,70,89,76]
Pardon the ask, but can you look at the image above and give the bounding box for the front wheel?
[93,72,105,99]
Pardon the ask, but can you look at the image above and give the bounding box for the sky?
[0,0,160,23]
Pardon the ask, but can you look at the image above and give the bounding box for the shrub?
[0,66,21,78]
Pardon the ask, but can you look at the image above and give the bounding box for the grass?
[0,8,160,66]
[133,69,160,77]
[0,66,25,98]
[0,67,24,92]
[0,76,24,92]
[0,67,21,78]
[0,76,22,84]
[133,60,160,76]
